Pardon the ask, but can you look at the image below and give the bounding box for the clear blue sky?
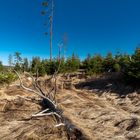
[0,0,140,65]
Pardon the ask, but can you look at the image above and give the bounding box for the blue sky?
[0,0,140,65]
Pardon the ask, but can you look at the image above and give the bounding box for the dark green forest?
[0,47,140,85]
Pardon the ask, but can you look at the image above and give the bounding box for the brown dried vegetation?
[0,74,140,140]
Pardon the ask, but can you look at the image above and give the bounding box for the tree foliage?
[14,52,22,71]
[0,61,3,71]
[5,47,140,84]
[65,54,80,72]
[83,54,103,75]
[124,48,140,83]
[0,72,17,85]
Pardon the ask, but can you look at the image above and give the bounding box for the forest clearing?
[0,73,140,140]
[0,0,140,139]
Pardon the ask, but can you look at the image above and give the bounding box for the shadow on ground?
[75,76,140,96]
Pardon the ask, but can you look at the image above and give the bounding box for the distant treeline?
[0,48,140,83]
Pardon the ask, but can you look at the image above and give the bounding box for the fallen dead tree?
[14,70,64,127]
[13,69,90,139]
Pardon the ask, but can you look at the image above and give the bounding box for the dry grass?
[0,76,140,140]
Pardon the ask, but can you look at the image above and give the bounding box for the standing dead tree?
[14,70,64,127]
[41,0,54,61]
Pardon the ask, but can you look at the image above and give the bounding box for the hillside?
[0,75,140,140]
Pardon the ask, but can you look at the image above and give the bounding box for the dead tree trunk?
[14,70,63,127]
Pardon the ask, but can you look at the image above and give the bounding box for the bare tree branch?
[14,70,57,110]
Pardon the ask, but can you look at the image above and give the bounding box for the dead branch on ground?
[14,69,64,127]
